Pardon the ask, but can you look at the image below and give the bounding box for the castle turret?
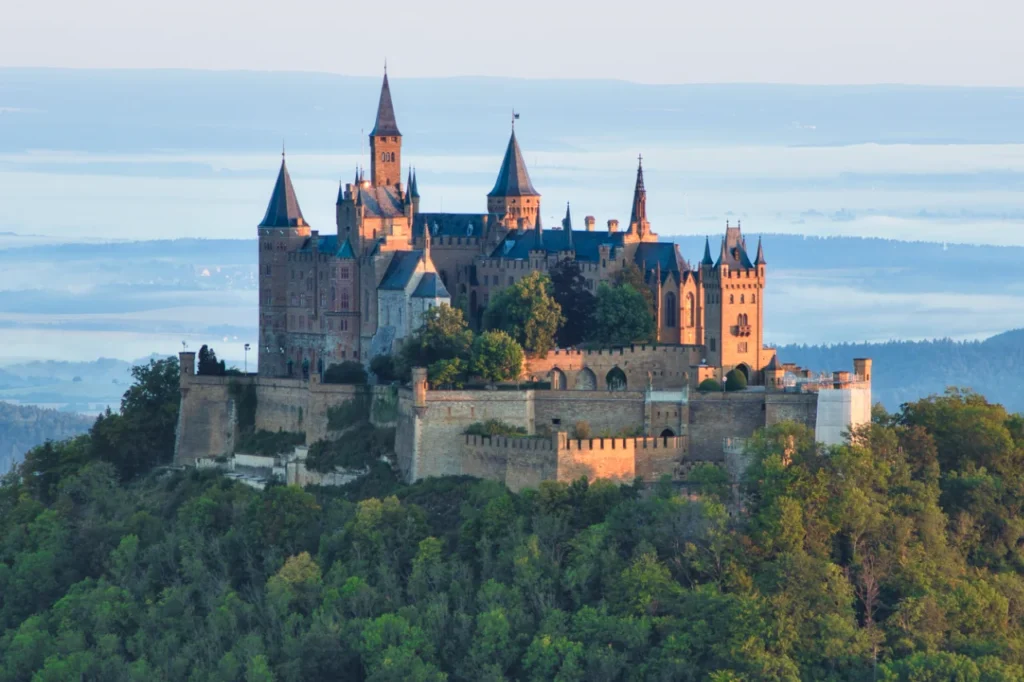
[369,69,402,187]
[258,153,311,378]
[487,126,540,222]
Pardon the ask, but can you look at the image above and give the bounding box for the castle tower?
[701,223,766,383]
[487,127,540,223]
[626,155,657,243]
[258,153,311,377]
[369,70,401,187]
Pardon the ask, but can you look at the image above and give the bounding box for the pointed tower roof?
[259,156,306,228]
[410,168,420,198]
[629,155,647,226]
[405,168,415,204]
[488,130,539,198]
[755,236,766,265]
[701,236,714,266]
[715,237,728,267]
[562,202,572,231]
[534,211,544,248]
[370,71,401,137]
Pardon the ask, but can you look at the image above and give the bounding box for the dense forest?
[777,327,1024,411]
[3,358,1024,680]
[0,402,92,474]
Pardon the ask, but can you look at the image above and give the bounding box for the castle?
[174,71,873,491]
[257,71,772,387]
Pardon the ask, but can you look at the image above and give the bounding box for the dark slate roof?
[714,238,755,269]
[297,235,356,259]
[378,250,423,290]
[701,237,714,266]
[755,237,766,265]
[356,186,406,219]
[370,73,401,136]
[630,159,647,225]
[491,228,623,262]
[633,242,683,274]
[411,272,450,299]
[413,213,500,239]
[410,169,420,198]
[259,158,306,228]
[488,130,539,198]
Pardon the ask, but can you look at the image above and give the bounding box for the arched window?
[729,294,734,304]
[740,294,745,303]
[340,291,350,311]
[664,292,677,327]
[606,367,627,391]
[686,293,695,327]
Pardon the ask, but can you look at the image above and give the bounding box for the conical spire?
[370,71,401,136]
[259,156,306,228]
[701,236,713,266]
[354,166,360,186]
[562,202,574,249]
[534,211,544,248]
[755,236,766,265]
[629,154,646,226]
[405,168,415,205]
[488,129,539,198]
[410,168,420,198]
[717,237,728,267]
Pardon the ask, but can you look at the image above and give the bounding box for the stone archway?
[574,367,597,391]
[735,363,751,383]
[660,428,675,438]
[550,367,567,390]
[606,367,627,391]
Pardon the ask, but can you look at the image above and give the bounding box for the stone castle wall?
[534,391,645,436]
[524,344,704,391]
[174,376,237,464]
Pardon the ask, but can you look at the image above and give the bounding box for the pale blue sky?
[1,0,1022,85]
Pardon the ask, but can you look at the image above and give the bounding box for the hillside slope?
[0,402,93,473]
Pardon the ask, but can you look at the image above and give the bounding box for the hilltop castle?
[175,71,873,492]
[257,71,772,387]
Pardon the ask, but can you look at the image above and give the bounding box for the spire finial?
[282,139,286,160]
[638,153,643,167]
[384,58,387,75]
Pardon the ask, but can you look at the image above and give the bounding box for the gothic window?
[710,337,716,352]
[508,276,514,286]
[341,291,350,311]
[320,294,326,307]
[729,294,734,304]
[752,294,757,303]
[686,293,695,327]
[264,264,271,276]
[740,294,745,303]
[340,267,350,280]
[290,294,297,306]
[664,292,677,327]
[738,342,748,353]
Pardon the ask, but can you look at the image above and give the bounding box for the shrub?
[306,423,395,472]
[370,355,400,382]
[428,357,465,389]
[235,429,305,456]
[469,330,524,384]
[725,369,748,392]
[323,361,368,385]
[327,395,370,431]
[572,421,592,439]
[698,378,722,392]
[228,381,258,432]
[465,419,527,437]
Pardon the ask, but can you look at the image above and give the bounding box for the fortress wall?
[411,390,535,480]
[305,383,366,443]
[649,397,689,437]
[174,376,239,464]
[634,436,689,481]
[765,393,818,431]
[463,434,557,491]
[395,390,420,482]
[557,434,688,484]
[687,393,767,462]
[534,391,645,436]
[253,378,309,434]
[525,344,702,390]
[814,386,871,446]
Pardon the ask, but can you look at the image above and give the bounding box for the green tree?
[550,259,596,348]
[614,263,655,320]
[725,368,747,391]
[483,272,564,356]
[197,344,226,376]
[402,304,473,369]
[323,361,368,384]
[588,283,655,346]
[427,357,465,389]
[470,331,524,384]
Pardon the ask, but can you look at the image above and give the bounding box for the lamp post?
[244,343,250,374]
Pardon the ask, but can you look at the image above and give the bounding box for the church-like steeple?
[410,168,420,198]
[534,211,544,248]
[629,155,647,227]
[701,236,714,266]
[370,70,401,137]
[405,168,415,205]
[755,236,766,265]
[489,129,539,198]
[369,70,402,186]
[259,154,306,228]
[564,203,574,250]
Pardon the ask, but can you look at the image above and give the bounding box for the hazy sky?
[2,0,1022,86]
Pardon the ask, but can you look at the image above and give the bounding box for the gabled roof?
[633,242,683,274]
[355,186,406,219]
[297,235,356,259]
[259,158,306,228]
[378,250,423,290]
[411,272,450,299]
[370,72,401,137]
[491,229,623,262]
[413,212,500,239]
[488,130,539,198]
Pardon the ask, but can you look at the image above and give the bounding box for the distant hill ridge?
[776,328,1024,411]
[0,402,93,474]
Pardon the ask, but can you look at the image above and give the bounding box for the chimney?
[585,216,595,231]
[607,219,619,233]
